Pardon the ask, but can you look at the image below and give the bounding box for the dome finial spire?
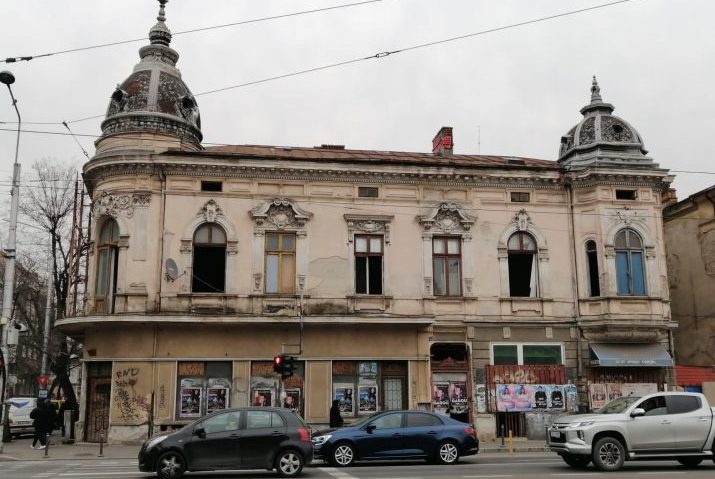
[590,75,602,103]
[157,0,167,22]
[149,0,172,47]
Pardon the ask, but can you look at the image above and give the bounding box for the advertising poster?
[621,383,657,397]
[358,385,378,413]
[358,362,378,379]
[548,385,565,409]
[475,384,487,414]
[179,387,202,418]
[533,385,548,408]
[253,389,272,407]
[206,387,228,414]
[334,384,354,414]
[514,384,533,410]
[449,381,468,414]
[607,383,623,401]
[432,382,450,415]
[282,389,300,414]
[564,384,579,412]
[589,383,608,410]
[496,384,533,412]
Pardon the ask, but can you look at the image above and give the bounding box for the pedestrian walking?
[30,399,55,449]
[329,399,344,428]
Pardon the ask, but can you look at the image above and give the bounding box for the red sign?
[37,374,50,389]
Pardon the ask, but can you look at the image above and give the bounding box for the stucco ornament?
[608,206,646,228]
[513,209,532,231]
[417,202,474,233]
[92,191,151,218]
[199,199,223,223]
[250,198,313,230]
[344,214,393,244]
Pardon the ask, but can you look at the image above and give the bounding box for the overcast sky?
[1,0,714,207]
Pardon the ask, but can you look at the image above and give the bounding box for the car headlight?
[311,434,332,446]
[145,435,167,450]
[567,421,595,428]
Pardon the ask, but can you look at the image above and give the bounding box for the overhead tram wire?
[6,0,635,126]
[0,0,384,64]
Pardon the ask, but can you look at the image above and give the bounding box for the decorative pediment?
[417,202,474,233]
[250,198,313,230]
[92,191,151,219]
[198,199,224,223]
[344,214,394,243]
[607,206,647,228]
[512,209,532,232]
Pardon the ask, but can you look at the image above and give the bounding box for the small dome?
[558,77,648,166]
[99,0,202,148]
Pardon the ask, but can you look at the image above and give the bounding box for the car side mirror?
[630,408,646,418]
[194,427,206,438]
[366,424,376,434]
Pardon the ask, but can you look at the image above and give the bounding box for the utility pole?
[41,240,54,375]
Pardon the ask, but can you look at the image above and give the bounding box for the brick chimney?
[432,126,454,156]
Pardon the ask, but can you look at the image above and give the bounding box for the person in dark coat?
[329,399,344,428]
[30,400,55,449]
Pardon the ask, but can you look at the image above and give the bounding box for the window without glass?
[95,219,119,314]
[432,236,461,296]
[355,235,383,295]
[614,229,646,296]
[507,231,538,297]
[586,240,600,297]
[192,223,227,293]
[265,233,296,294]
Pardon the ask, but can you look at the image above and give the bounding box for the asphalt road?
[1,454,714,479]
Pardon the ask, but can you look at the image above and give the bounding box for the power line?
[0,0,384,64]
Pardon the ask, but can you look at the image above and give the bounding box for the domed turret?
[96,0,202,154]
[558,77,654,170]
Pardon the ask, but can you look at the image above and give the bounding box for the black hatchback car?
[138,407,312,478]
[312,410,478,466]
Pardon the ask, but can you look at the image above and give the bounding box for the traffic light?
[273,355,284,374]
[273,354,297,380]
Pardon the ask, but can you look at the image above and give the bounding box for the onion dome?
[98,0,202,151]
[558,77,653,170]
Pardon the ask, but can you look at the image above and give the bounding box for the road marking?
[317,467,356,478]
[462,475,514,478]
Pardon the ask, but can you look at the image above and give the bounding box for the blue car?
[311,410,478,466]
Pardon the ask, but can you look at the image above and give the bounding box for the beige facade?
[57,5,677,444]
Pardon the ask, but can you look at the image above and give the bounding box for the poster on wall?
[589,383,608,410]
[607,383,623,401]
[358,362,378,379]
[496,384,533,412]
[252,389,272,407]
[358,385,378,413]
[564,384,578,412]
[475,384,487,414]
[179,387,202,418]
[432,382,450,415]
[449,381,468,414]
[282,389,300,414]
[548,385,565,409]
[621,383,657,397]
[334,384,354,414]
[207,387,229,414]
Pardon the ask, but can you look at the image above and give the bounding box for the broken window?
[355,235,383,294]
[507,231,538,297]
[586,240,600,297]
[95,219,119,313]
[432,236,461,296]
[192,223,226,293]
[265,232,296,294]
[615,229,646,295]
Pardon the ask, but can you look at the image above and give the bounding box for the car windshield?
[597,396,641,414]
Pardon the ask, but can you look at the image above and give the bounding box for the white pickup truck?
[547,391,715,471]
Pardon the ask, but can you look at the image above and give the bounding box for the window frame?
[507,231,539,297]
[191,223,227,293]
[432,236,462,297]
[95,219,120,314]
[614,229,647,296]
[585,240,601,297]
[490,342,564,365]
[264,232,297,294]
[354,234,384,295]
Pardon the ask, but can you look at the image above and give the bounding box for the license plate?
[550,430,561,439]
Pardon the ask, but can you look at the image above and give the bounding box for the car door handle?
[392,433,401,437]
[229,434,240,439]
[660,420,671,424]
[696,418,709,422]
[427,431,438,435]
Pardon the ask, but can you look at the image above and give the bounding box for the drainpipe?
[156,168,167,312]
[565,180,583,378]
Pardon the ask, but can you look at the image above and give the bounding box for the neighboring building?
[57,2,677,443]
[663,185,715,391]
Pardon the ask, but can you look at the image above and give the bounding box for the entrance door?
[85,378,111,442]
[383,378,404,410]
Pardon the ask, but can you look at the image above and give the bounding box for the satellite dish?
[165,258,179,281]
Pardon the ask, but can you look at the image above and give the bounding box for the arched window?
[508,231,538,297]
[615,229,646,295]
[192,223,226,293]
[95,219,119,314]
[585,240,600,297]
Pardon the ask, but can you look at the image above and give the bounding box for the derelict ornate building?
[57,2,676,443]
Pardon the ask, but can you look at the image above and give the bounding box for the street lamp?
[0,70,22,449]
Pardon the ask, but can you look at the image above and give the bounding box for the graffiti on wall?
[113,366,150,423]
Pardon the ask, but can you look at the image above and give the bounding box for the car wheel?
[156,451,186,479]
[677,458,703,468]
[561,453,591,469]
[436,440,460,465]
[275,449,304,477]
[592,436,625,472]
[331,442,356,467]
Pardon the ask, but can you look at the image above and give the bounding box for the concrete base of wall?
[108,424,149,444]
[475,414,496,441]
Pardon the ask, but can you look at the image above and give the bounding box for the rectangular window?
[432,237,461,296]
[510,192,530,203]
[265,233,296,294]
[201,181,223,192]
[355,235,383,294]
[358,186,379,198]
[492,344,563,365]
[615,189,637,200]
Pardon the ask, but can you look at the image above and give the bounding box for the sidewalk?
[0,435,138,461]
[480,438,549,453]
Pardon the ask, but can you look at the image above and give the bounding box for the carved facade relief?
[199,199,223,223]
[513,209,532,232]
[344,214,393,243]
[250,198,313,230]
[607,206,647,229]
[417,202,474,234]
[92,191,151,219]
